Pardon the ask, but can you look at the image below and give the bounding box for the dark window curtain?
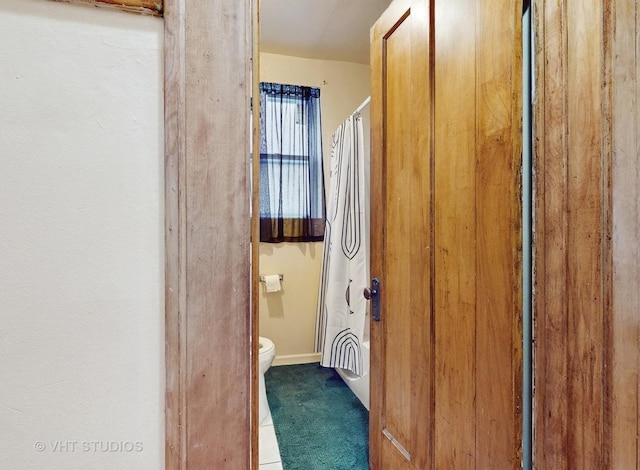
[259,82,325,242]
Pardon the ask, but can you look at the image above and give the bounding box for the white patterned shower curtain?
[315,110,369,377]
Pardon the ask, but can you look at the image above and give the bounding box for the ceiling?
[259,0,393,65]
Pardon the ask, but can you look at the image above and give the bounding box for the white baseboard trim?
[272,352,321,366]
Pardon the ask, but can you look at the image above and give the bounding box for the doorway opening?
[253,1,390,467]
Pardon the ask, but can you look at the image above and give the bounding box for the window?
[258,82,325,242]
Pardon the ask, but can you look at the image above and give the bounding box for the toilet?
[258,336,276,424]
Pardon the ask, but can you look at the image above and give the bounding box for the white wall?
[259,53,369,360]
[0,1,164,469]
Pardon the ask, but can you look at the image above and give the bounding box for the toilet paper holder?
[259,274,284,283]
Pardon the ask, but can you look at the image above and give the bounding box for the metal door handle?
[363,286,376,300]
[363,277,381,321]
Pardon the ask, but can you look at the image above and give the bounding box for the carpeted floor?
[265,363,369,470]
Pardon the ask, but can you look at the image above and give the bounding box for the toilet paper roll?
[264,274,282,293]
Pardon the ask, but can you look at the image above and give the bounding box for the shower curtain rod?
[353,96,371,115]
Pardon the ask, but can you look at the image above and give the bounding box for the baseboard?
[272,352,321,366]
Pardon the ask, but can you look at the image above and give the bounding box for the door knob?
[363,286,376,300]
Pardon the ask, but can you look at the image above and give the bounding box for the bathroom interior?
[255,1,392,468]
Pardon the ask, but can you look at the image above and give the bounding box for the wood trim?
[533,0,570,461]
[164,0,186,466]
[50,0,162,15]
[602,0,615,464]
[164,0,252,468]
[94,0,160,8]
[533,0,640,467]
[251,0,260,468]
[606,0,640,467]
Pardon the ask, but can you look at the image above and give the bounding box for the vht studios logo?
[34,440,143,453]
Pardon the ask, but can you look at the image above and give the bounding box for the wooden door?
[369,0,522,468]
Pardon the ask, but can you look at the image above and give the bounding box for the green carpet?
[265,363,369,470]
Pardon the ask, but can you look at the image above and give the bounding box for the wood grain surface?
[370,0,522,467]
[164,0,252,468]
[51,0,162,15]
[534,0,640,467]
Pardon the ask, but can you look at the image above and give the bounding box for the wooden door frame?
[163,0,257,468]
[533,0,640,467]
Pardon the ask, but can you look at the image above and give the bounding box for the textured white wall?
[0,1,164,468]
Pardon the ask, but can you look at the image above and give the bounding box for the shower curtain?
[315,110,369,377]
